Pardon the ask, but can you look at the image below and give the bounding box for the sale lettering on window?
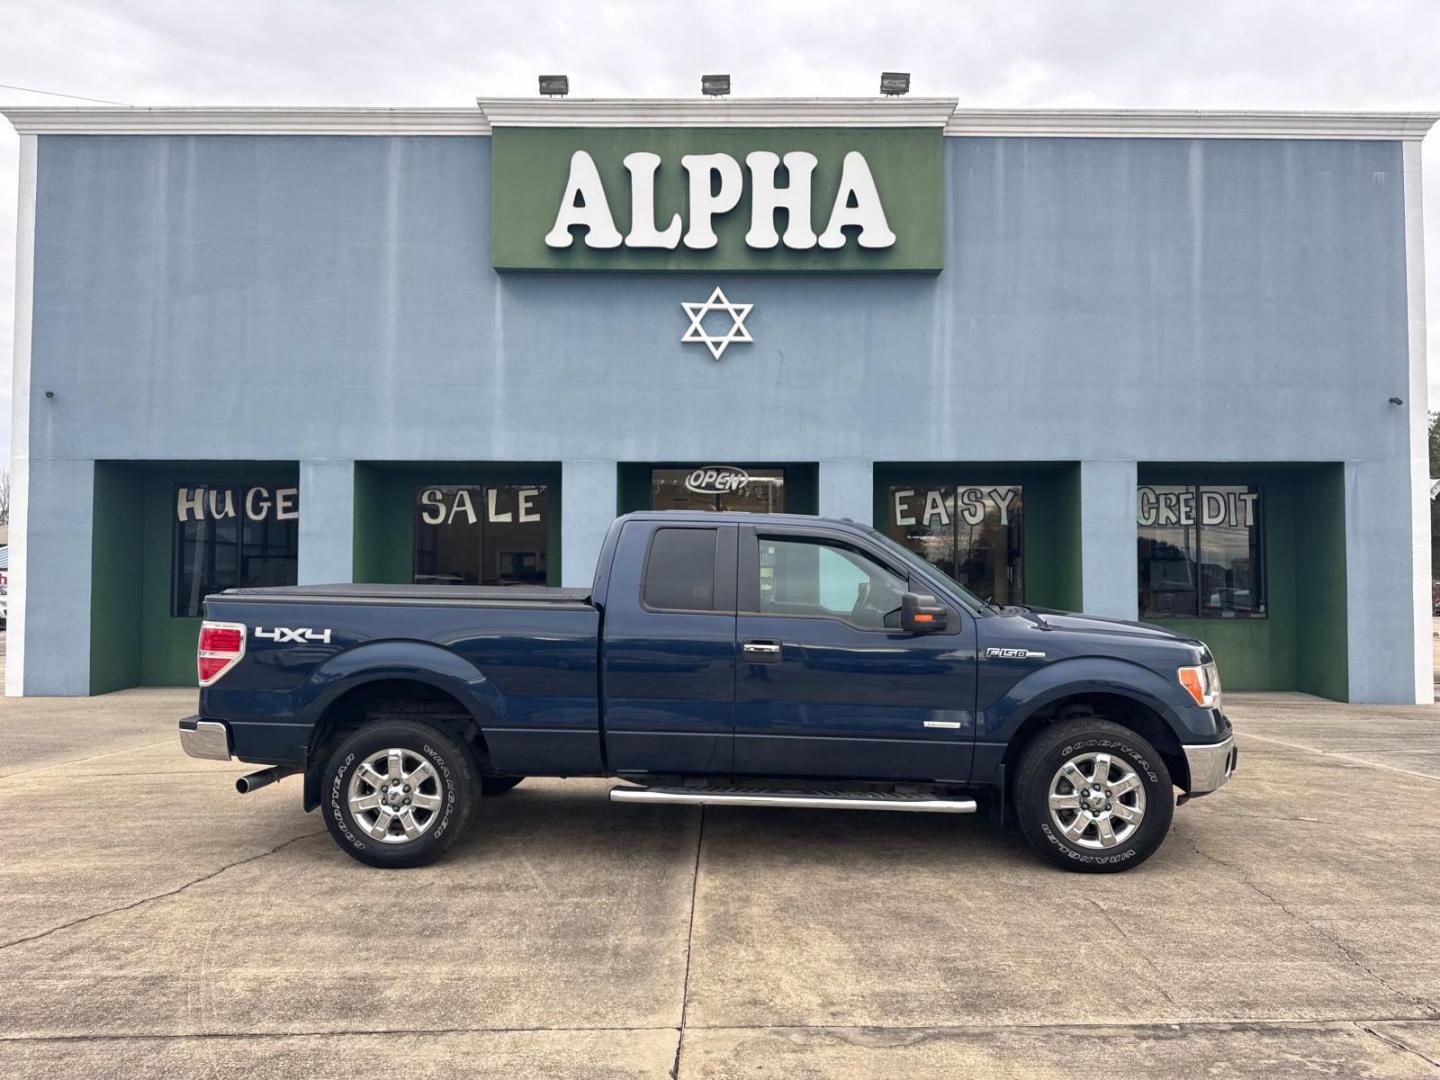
[413,485,549,587]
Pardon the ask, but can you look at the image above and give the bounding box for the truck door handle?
[742,640,782,663]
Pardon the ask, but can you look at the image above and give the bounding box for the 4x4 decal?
[255,627,332,644]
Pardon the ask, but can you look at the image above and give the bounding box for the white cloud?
[2,0,1439,475]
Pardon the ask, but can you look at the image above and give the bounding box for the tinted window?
[650,466,785,512]
[1137,484,1265,619]
[758,537,907,630]
[413,484,549,586]
[172,484,299,617]
[884,484,1024,604]
[644,528,717,611]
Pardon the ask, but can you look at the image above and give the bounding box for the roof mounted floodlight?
[880,72,911,96]
[538,75,569,97]
[701,74,731,97]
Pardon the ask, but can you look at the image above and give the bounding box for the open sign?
[684,467,751,496]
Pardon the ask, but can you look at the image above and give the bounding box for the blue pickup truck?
[180,512,1235,872]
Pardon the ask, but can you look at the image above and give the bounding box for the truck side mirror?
[901,593,948,633]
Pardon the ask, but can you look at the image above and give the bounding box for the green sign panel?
[491,127,944,272]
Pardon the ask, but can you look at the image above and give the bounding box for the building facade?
[3,99,1434,701]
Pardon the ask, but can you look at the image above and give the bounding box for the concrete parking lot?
[2,660,1439,1077]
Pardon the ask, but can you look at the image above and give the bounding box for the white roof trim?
[0,107,490,135]
[476,97,961,128]
[946,109,1439,141]
[2,103,1435,141]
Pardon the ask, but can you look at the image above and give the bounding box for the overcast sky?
[3,0,1440,468]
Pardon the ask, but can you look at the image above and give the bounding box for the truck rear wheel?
[1013,717,1173,873]
[322,719,478,868]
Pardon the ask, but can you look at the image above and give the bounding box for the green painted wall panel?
[1296,466,1349,700]
[89,463,145,693]
[492,127,944,272]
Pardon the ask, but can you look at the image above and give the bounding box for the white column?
[1080,459,1138,620]
[561,460,617,588]
[1401,141,1433,703]
[6,135,37,697]
[298,459,355,584]
[818,460,873,524]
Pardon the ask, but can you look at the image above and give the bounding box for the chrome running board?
[610,785,977,814]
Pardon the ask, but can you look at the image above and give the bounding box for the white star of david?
[681,287,754,360]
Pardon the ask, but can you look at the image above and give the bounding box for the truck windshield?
[863,526,987,612]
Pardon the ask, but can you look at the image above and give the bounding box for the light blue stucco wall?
[16,132,1421,698]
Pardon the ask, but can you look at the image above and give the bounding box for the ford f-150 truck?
[180,512,1235,872]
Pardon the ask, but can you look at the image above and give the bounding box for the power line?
[0,82,130,106]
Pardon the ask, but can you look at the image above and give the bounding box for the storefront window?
[172,484,299,617]
[1137,484,1265,618]
[413,485,548,586]
[883,485,1024,604]
[650,466,784,513]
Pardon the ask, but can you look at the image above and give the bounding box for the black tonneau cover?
[216,583,593,606]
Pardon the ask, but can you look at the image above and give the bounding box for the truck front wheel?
[1013,717,1174,873]
[322,719,478,868]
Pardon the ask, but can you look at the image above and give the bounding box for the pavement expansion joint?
[1172,825,1440,1019]
[0,829,326,952]
[5,1018,1440,1046]
[671,805,704,1080]
[0,739,174,784]
[1237,731,1440,785]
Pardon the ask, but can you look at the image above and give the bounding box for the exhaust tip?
[236,767,287,794]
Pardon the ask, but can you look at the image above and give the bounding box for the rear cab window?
[643,528,719,611]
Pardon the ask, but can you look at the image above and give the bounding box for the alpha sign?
[546,150,894,252]
[491,127,943,272]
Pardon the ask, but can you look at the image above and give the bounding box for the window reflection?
[413,484,548,586]
[884,485,1024,605]
[1137,484,1264,619]
[650,467,785,513]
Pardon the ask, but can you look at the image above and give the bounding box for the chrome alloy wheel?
[1047,751,1146,850]
[346,748,445,844]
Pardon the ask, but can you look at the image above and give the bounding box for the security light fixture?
[1390,396,1405,406]
[538,75,569,97]
[880,72,911,96]
[701,74,731,97]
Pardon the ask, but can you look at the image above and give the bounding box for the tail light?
[198,621,246,686]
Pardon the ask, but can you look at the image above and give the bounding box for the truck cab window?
[758,537,907,630]
[643,528,717,611]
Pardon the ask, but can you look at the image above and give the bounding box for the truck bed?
[219,583,593,607]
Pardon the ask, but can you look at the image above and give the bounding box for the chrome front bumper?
[179,717,231,761]
[1183,735,1237,795]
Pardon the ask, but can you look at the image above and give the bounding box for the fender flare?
[984,656,1190,749]
[298,639,506,748]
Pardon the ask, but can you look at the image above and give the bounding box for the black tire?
[1014,718,1174,873]
[322,718,478,868]
[481,775,525,797]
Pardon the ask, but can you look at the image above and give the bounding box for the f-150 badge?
[256,627,332,644]
[985,647,1045,660]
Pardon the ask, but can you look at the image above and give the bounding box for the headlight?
[1178,661,1222,708]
